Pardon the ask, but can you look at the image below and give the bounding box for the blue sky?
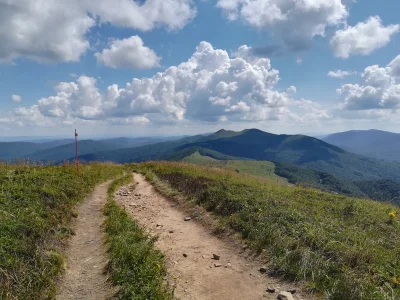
[0,0,399,138]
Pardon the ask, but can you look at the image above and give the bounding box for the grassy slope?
[0,163,124,299]
[136,162,400,300]
[182,151,287,184]
[103,175,172,300]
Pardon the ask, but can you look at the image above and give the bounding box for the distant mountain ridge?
[323,129,400,162]
[0,139,74,160]
[79,128,400,182]
[25,140,123,162]
[6,128,400,203]
[0,137,169,162]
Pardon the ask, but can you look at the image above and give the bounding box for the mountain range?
[0,137,174,162]
[3,128,400,204]
[78,128,400,182]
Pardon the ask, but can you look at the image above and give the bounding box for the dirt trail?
[116,173,309,300]
[57,181,115,300]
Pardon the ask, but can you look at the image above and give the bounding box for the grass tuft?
[103,174,173,300]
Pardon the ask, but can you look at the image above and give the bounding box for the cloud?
[0,0,93,63]
[12,105,53,126]
[216,0,347,51]
[337,54,400,110]
[88,0,196,31]
[287,86,297,94]
[11,94,22,102]
[331,16,399,59]
[327,70,357,79]
[95,36,161,69]
[0,0,196,64]
[109,116,150,125]
[251,45,283,57]
[38,76,103,119]
[5,42,328,127]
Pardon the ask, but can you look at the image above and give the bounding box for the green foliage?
[137,162,400,300]
[275,162,400,203]
[0,162,124,299]
[104,174,172,300]
[354,179,400,205]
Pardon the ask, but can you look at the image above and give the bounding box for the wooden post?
[75,129,79,174]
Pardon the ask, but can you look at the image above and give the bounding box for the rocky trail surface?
[57,181,115,300]
[115,173,310,300]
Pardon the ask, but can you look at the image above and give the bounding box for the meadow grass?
[182,151,287,184]
[0,162,124,299]
[103,174,173,300]
[135,161,400,300]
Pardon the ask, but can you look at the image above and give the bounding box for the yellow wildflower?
[389,212,396,218]
[394,276,399,285]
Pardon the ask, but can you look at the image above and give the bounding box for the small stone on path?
[214,263,222,267]
[184,217,191,221]
[183,253,188,258]
[259,267,267,273]
[266,287,276,293]
[212,253,220,260]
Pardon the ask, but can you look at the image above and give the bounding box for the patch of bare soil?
[115,173,310,300]
[57,181,115,300]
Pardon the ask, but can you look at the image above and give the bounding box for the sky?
[0,0,400,138]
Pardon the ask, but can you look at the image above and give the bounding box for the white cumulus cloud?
[287,86,297,94]
[0,0,196,64]
[6,42,328,127]
[337,54,400,110]
[11,95,22,102]
[216,0,348,50]
[331,16,399,59]
[95,36,161,69]
[327,70,357,79]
